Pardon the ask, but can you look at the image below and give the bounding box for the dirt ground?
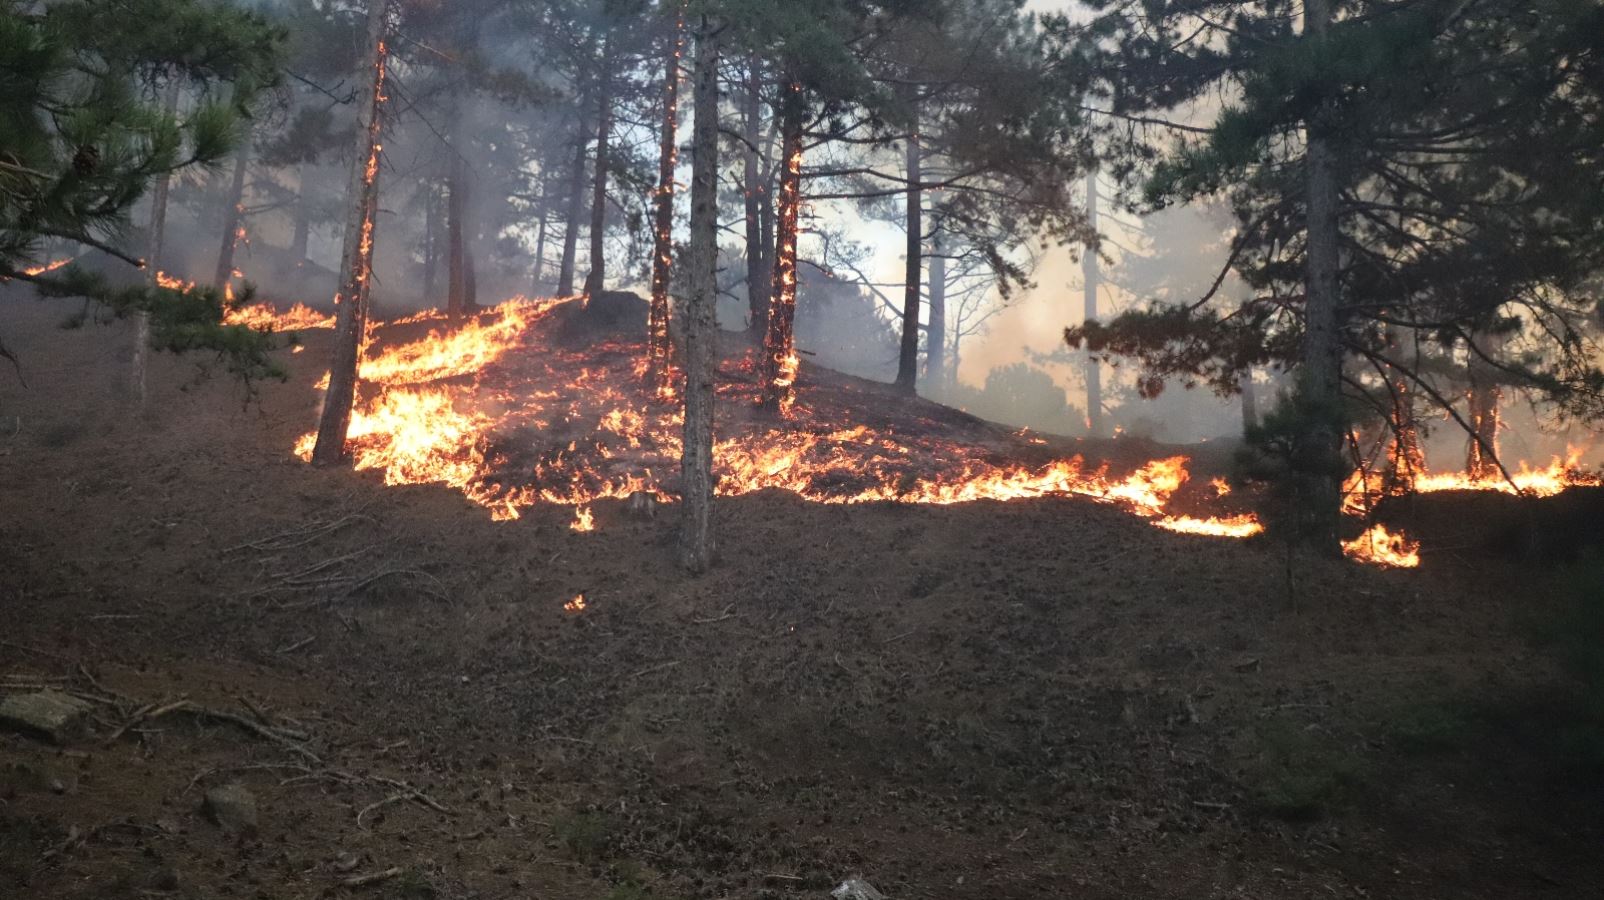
[1,299,1601,900]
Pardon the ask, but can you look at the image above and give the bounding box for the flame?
[1345,447,1599,514]
[20,258,73,277]
[224,302,335,331]
[564,593,587,613]
[571,506,595,532]
[1342,524,1421,569]
[155,271,195,291]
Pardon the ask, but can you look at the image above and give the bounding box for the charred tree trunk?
[894,101,922,395]
[1466,328,1506,481]
[136,78,182,408]
[423,182,439,304]
[743,57,769,338]
[446,97,471,319]
[1297,0,1345,554]
[557,104,591,297]
[647,6,687,398]
[583,36,614,297]
[759,80,804,414]
[291,165,313,265]
[1382,324,1423,494]
[213,143,251,292]
[531,174,549,295]
[679,15,721,574]
[310,0,392,466]
[1240,369,1259,434]
[926,233,947,390]
[1083,172,1105,437]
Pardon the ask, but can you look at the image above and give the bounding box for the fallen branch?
[342,867,403,888]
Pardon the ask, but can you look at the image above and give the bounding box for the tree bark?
[530,174,549,295]
[647,5,687,398]
[557,97,591,297]
[926,233,947,390]
[1298,0,1346,554]
[1240,369,1259,434]
[1083,172,1105,437]
[310,0,392,466]
[291,165,313,265]
[446,95,470,319]
[583,35,614,297]
[135,78,182,409]
[423,181,439,303]
[759,80,804,414]
[679,15,721,574]
[213,143,251,292]
[1466,328,1506,480]
[895,100,922,394]
[743,57,769,338]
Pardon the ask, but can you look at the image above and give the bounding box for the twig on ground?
[342,867,403,888]
[630,660,681,679]
[275,635,316,654]
[692,604,738,624]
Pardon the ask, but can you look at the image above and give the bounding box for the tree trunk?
[926,233,947,390]
[531,175,549,295]
[894,100,922,394]
[1083,172,1105,437]
[213,143,251,292]
[135,78,182,409]
[759,81,804,413]
[1382,324,1422,494]
[743,57,769,337]
[1298,0,1345,554]
[310,0,392,466]
[291,165,312,265]
[1466,328,1506,481]
[447,97,470,319]
[583,36,614,297]
[679,14,721,574]
[557,115,589,297]
[647,5,687,397]
[1240,369,1259,434]
[423,182,439,303]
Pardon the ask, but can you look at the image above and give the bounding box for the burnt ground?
[1,299,1602,900]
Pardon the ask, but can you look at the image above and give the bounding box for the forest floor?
[1,297,1601,900]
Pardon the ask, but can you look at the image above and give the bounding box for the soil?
[1,298,1601,900]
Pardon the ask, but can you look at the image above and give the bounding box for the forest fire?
[1342,524,1422,569]
[20,257,73,277]
[293,297,1271,543]
[222,302,336,331]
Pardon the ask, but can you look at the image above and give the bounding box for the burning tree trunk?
[1297,0,1345,554]
[213,143,251,292]
[1466,328,1507,481]
[647,6,687,398]
[583,36,614,297]
[1083,172,1105,437]
[557,111,590,297]
[926,233,947,388]
[894,99,922,395]
[136,77,181,408]
[310,0,392,467]
[743,58,769,338]
[679,14,721,573]
[759,80,804,414]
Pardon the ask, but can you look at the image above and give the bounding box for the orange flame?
[224,303,336,332]
[1342,524,1421,569]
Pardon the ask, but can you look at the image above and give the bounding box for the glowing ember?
[1342,524,1421,569]
[224,302,336,331]
[571,506,595,532]
[564,593,587,613]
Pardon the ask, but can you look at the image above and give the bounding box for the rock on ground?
[0,691,93,744]
[202,784,259,835]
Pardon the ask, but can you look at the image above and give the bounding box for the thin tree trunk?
[679,14,721,574]
[1083,172,1105,437]
[1240,369,1259,434]
[583,35,614,297]
[291,165,312,265]
[136,78,181,409]
[1383,323,1423,494]
[447,97,469,319]
[895,100,922,394]
[213,143,251,292]
[648,5,687,397]
[557,115,589,297]
[310,0,392,466]
[1298,0,1345,554]
[759,80,804,413]
[1466,328,1506,481]
[423,181,439,303]
[926,233,946,389]
[743,57,769,337]
[531,174,549,294]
